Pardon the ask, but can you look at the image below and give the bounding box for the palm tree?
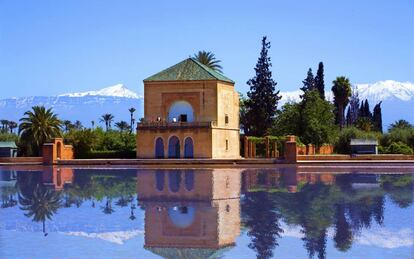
[19,184,61,236]
[332,77,352,129]
[0,119,9,133]
[193,50,223,73]
[74,120,83,130]
[389,119,412,131]
[8,121,18,134]
[101,199,115,214]
[100,114,114,131]
[19,106,62,156]
[115,121,130,132]
[62,120,73,132]
[128,107,136,133]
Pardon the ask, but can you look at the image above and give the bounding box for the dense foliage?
[273,90,337,147]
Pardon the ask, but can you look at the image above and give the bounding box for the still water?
[0,166,413,259]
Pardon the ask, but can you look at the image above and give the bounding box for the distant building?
[350,139,378,154]
[136,58,240,159]
[0,141,17,157]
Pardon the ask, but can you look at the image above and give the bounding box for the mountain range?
[0,80,412,130]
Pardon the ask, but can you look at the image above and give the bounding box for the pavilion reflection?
[137,169,242,258]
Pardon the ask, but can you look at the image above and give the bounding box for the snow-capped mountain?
[280,80,414,129]
[0,84,144,127]
[280,80,414,105]
[0,80,412,130]
[59,84,141,99]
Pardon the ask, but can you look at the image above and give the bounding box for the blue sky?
[0,0,413,98]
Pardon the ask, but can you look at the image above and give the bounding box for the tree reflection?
[242,191,283,259]
[18,184,61,236]
[241,172,414,258]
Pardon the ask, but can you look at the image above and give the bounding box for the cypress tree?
[372,102,383,132]
[348,88,360,125]
[364,99,372,119]
[314,62,325,99]
[245,36,281,136]
[300,68,315,95]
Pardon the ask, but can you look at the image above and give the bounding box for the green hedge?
[79,150,136,159]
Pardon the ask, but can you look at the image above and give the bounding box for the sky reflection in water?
[0,166,413,259]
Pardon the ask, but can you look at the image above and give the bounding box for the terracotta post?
[265,137,270,158]
[252,142,256,158]
[244,136,249,158]
[284,135,297,163]
[248,140,253,158]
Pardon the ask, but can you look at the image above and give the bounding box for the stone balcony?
[137,120,217,130]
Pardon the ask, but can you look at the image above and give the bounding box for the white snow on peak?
[62,230,144,245]
[59,84,142,99]
[355,80,414,103]
[279,80,414,105]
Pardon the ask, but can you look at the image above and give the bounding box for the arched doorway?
[168,101,194,122]
[168,136,180,158]
[155,137,164,158]
[184,137,194,158]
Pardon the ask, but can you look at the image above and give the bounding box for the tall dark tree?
[332,77,352,129]
[300,68,315,95]
[245,36,281,136]
[314,62,325,99]
[372,102,383,132]
[347,88,360,125]
[363,99,372,119]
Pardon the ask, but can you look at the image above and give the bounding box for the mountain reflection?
[0,167,412,258]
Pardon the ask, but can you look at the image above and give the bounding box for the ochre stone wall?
[42,138,74,165]
[137,80,240,159]
[143,81,218,123]
[137,128,212,158]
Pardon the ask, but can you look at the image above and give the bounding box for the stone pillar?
[273,142,278,157]
[252,143,256,158]
[244,136,249,158]
[284,135,297,164]
[248,140,253,158]
[265,137,270,158]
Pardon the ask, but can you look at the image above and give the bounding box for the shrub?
[381,128,414,149]
[0,133,18,142]
[384,142,413,155]
[80,150,136,159]
[335,127,381,154]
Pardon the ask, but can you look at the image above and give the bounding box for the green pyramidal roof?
[144,58,234,84]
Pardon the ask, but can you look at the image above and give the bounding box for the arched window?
[168,101,194,122]
[184,137,194,158]
[184,170,194,191]
[168,136,180,158]
[155,170,165,191]
[155,137,164,158]
[169,170,181,192]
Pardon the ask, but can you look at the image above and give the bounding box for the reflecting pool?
[0,166,413,258]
